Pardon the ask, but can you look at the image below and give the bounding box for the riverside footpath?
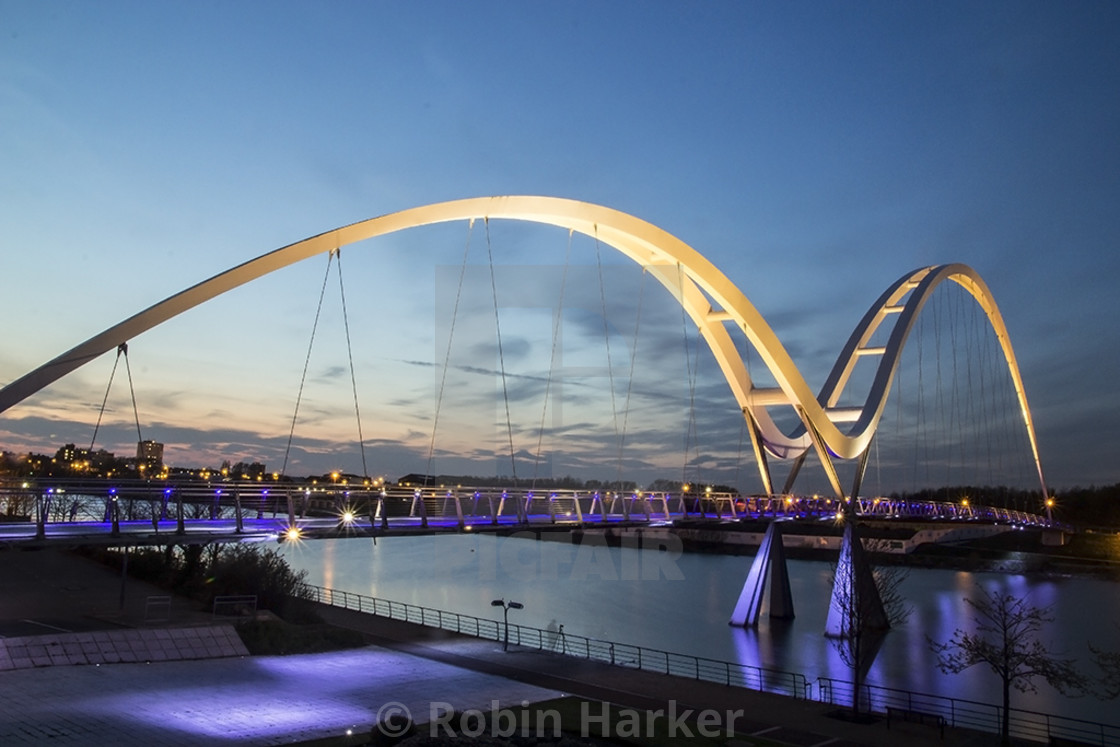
[314,602,1003,747]
[0,547,1005,745]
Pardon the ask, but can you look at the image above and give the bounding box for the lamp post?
[491,598,524,651]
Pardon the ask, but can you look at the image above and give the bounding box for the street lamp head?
[491,599,504,607]
[508,601,524,610]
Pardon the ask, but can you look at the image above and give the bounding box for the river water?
[280,532,1120,724]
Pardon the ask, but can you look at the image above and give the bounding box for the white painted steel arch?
[0,196,1047,500]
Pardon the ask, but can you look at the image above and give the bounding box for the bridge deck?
[0,479,1053,548]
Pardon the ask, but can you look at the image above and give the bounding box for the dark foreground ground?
[0,546,1029,746]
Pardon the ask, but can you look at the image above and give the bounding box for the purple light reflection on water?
[282,533,1120,724]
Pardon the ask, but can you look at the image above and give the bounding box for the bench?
[886,706,945,739]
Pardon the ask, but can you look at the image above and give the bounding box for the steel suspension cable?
[913,300,925,489]
[89,344,124,451]
[952,286,966,483]
[614,267,647,492]
[688,325,705,486]
[121,344,143,444]
[426,220,475,479]
[485,218,518,484]
[960,289,974,484]
[531,229,574,488]
[281,252,335,478]
[934,289,949,487]
[680,263,703,488]
[972,297,994,485]
[335,249,368,480]
[949,290,963,486]
[595,230,621,479]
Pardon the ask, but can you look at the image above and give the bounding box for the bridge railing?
[817,677,1120,746]
[1,476,1056,529]
[305,584,811,699]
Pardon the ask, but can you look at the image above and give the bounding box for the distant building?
[137,440,164,470]
[397,473,437,487]
[56,443,89,465]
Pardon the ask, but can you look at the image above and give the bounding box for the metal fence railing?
[817,677,1120,747]
[305,584,810,699]
[305,584,1119,746]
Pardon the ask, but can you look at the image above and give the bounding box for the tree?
[826,528,911,716]
[929,587,1088,743]
[827,567,910,716]
[1090,632,1120,700]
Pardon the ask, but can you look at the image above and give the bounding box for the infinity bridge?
[0,196,1051,536]
[0,477,1051,547]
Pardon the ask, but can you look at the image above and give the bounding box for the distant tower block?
[825,522,888,638]
[730,522,794,626]
[137,439,164,469]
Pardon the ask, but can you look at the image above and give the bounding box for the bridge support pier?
[849,445,873,511]
[588,492,602,522]
[409,490,428,528]
[176,489,185,535]
[35,491,48,540]
[234,490,243,534]
[744,409,775,497]
[374,492,388,530]
[825,522,888,638]
[452,492,465,529]
[285,489,296,530]
[729,521,794,626]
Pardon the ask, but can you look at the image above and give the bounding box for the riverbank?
[0,547,993,747]
[568,519,1120,579]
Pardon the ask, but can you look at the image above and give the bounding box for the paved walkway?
[0,644,565,745]
[0,547,1003,745]
[0,548,562,744]
[316,604,1002,747]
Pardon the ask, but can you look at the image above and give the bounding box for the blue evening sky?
[1,1,1118,494]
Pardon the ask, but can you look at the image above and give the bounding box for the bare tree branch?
[1090,635,1120,700]
[928,586,1088,742]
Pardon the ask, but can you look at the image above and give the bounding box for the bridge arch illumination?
[0,196,1047,501]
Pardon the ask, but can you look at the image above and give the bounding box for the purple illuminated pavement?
[0,645,563,744]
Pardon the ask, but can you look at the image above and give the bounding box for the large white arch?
[0,196,1047,501]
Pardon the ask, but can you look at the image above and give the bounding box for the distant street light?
[491,598,524,651]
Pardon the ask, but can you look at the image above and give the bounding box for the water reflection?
[282,533,1120,723]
